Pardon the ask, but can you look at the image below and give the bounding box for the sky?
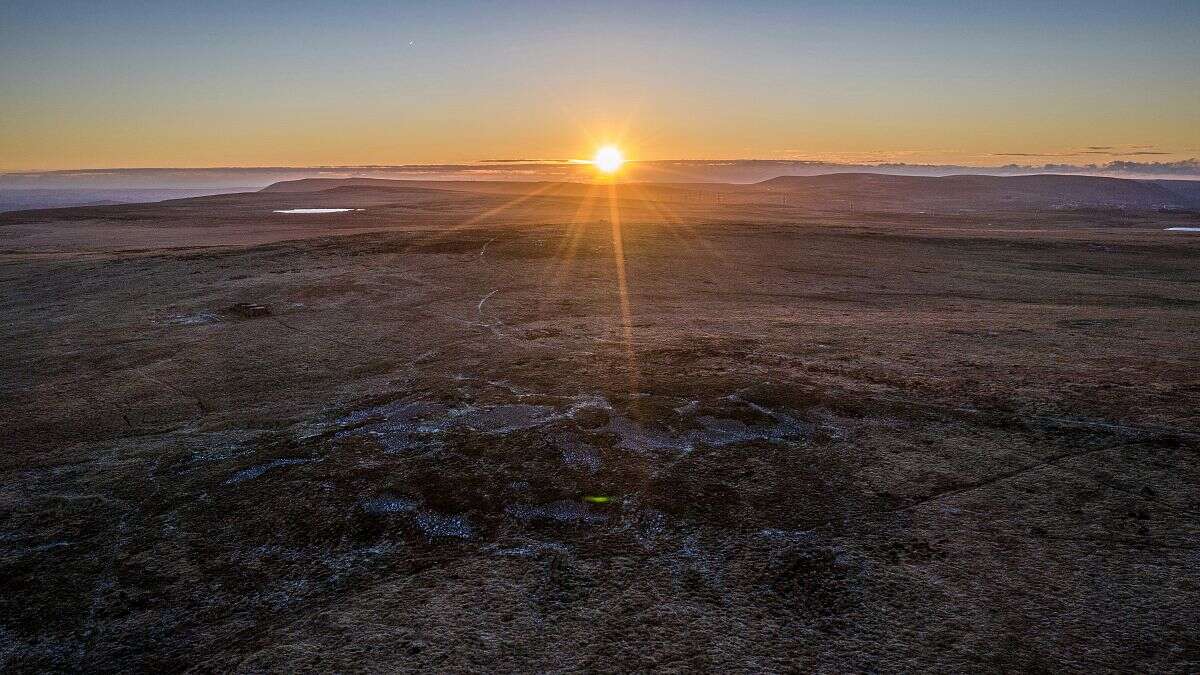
[2,0,1198,171]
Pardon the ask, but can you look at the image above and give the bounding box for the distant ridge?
[261,178,437,193]
[1145,179,1200,207]
[261,172,1195,212]
[753,173,1188,210]
[259,178,602,198]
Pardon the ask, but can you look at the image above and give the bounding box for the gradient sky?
[2,0,1198,171]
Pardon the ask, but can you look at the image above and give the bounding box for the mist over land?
[5,158,1200,188]
[5,158,1198,212]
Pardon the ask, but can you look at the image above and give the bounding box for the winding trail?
[477,289,499,316]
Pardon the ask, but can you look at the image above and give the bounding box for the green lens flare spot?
[583,495,611,504]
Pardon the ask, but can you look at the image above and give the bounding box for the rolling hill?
[259,173,1197,213]
[753,173,1192,211]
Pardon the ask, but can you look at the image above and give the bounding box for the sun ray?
[408,181,561,249]
[621,183,704,256]
[624,182,729,265]
[606,182,640,400]
[546,183,599,287]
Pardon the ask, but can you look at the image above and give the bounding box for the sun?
[593,145,624,174]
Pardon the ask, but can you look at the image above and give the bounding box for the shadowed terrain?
[2,175,1199,671]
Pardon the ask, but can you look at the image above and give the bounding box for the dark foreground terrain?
[2,176,1199,672]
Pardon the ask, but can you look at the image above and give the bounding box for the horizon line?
[4,157,1198,177]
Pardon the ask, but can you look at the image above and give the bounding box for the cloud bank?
[2,159,1197,189]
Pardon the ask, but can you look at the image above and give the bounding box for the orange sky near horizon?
[2,2,1198,172]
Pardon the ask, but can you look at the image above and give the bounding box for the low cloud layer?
[992,146,1176,158]
[2,159,1197,190]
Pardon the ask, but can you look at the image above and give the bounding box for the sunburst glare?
[593,145,625,174]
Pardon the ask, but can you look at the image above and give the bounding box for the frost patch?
[165,312,220,326]
[414,511,473,539]
[360,496,419,514]
[559,442,601,473]
[506,500,608,526]
[224,458,310,485]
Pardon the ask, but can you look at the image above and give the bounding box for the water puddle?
[165,312,220,326]
[1164,227,1200,232]
[273,208,362,214]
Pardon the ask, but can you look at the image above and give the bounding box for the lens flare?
[593,146,624,174]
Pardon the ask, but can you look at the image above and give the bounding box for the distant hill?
[260,173,1194,213]
[259,178,603,197]
[0,188,253,213]
[260,178,437,193]
[753,173,1190,211]
[1142,179,1200,208]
